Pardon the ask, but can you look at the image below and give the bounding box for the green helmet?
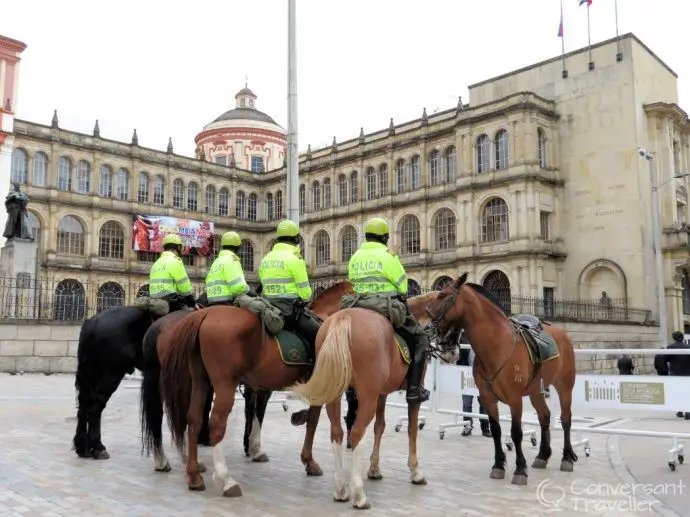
[364,217,390,236]
[221,231,241,248]
[276,219,299,238]
[162,234,183,247]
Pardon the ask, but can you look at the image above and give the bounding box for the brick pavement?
[0,373,681,517]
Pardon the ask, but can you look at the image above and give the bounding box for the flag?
[558,12,564,37]
[579,0,592,5]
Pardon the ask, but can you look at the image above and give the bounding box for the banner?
[131,215,214,256]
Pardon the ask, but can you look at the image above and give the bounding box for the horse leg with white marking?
[326,397,348,502]
[209,380,242,497]
[406,399,427,485]
[347,394,377,509]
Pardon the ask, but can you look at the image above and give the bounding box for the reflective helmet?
[221,231,241,248]
[276,219,299,238]
[364,217,390,236]
[162,234,183,247]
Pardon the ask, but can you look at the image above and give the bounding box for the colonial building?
[3,33,690,334]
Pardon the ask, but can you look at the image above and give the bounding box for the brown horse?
[418,272,577,486]
[158,281,352,496]
[289,298,431,509]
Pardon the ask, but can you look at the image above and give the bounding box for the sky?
[3,0,689,158]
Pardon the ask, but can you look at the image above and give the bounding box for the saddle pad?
[521,329,560,365]
[395,333,411,365]
[274,330,313,366]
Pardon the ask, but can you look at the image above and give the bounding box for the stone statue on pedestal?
[3,183,33,241]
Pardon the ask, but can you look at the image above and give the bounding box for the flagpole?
[615,0,622,60]
[587,3,593,67]
[560,0,565,72]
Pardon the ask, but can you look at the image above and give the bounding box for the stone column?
[511,190,519,236]
[0,238,39,318]
[457,198,466,243]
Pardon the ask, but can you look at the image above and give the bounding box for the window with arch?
[445,146,457,182]
[315,230,331,266]
[379,164,389,195]
[275,190,283,218]
[365,167,377,200]
[172,179,184,209]
[410,156,420,190]
[429,150,441,186]
[187,182,198,211]
[207,234,222,266]
[99,165,113,197]
[481,197,509,243]
[537,128,547,167]
[26,211,40,242]
[218,187,229,216]
[153,175,165,206]
[340,225,358,262]
[407,279,421,297]
[53,279,86,321]
[323,178,331,208]
[395,159,407,193]
[236,191,247,219]
[483,270,511,312]
[434,209,456,251]
[33,151,48,187]
[476,134,490,173]
[350,171,358,203]
[57,156,72,191]
[400,215,421,255]
[98,221,124,259]
[96,282,125,313]
[57,216,85,255]
[247,193,257,221]
[205,185,216,215]
[11,149,28,184]
[495,130,509,170]
[312,181,321,210]
[266,193,274,220]
[115,168,129,200]
[299,184,306,214]
[338,174,348,206]
[239,240,254,271]
[75,160,91,194]
[136,172,149,203]
[433,276,454,291]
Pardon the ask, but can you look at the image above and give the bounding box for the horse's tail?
[159,309,209,453]
[290,312,352,406]
[139,321,164,459]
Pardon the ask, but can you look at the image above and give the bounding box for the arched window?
[481,198,509,243]
[396,159,407,193]
[350,171,358,203]
[32,151,48,187]
[323,178,331,208]
[338,174,348,206]
[54,279,86,321]
[137,172,149,203]
[11,149,28,184]
[75,160,91,194]
[205,185,216,215]
[429,150,441,186]
[236,191,247,219]
[537,128,547,168]
[365,167,377,200]
[445,146,457,182]
[340,225,358,262]
[483,270,511,313]
[476,134,490,173]
[315,230,330,266]
[239,239,254,271]
[218,187,229,216]
[275,190,283,218]
[26,211,40,242]
[400,215,421,255]
[96,282,125,313]
[187,182,198,211]
[410,155,420,190]
[495,130,509,170]
[207,234,222,266]
[57,156,72,191]
[172,179,184,209]
[266,193,274,220]
[247,193,258,221]
[299,184,306,214]
[407,279,421,297]
[433,276,454,291]
[379,164,388,195]
[153,175,165,206]
[98,221,124,259]
[56,216,85,256]
[99,165,113,197]
[312,180,321,210]
[434,209,456,251]
[115,168,129,200]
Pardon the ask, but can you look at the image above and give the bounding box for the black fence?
[0,276,651,324]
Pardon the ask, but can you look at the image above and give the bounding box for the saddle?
[509,314,559,370]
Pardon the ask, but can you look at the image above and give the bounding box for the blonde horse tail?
[290,312,353,406]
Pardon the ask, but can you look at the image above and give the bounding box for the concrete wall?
[0,322,79,373]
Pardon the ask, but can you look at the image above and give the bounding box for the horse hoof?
[560,460,574,472]
[353,499,371,510]
[155,462,172,473]
[252,453,269,463]
[367,470,383,480]
[75,449,91,459]
[411,476,427,486]
[187,476,206,491]
[290,409,309,426]
[489,468,505,480]
[532,458,548,469]
[305,462,323,476]
[91,449,110,460]
[223,484,243,497]
[333,490,349,502]
[511,474,528,486]
[198,462,207,474]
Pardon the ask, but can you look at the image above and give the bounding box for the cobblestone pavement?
[0,374,684,517]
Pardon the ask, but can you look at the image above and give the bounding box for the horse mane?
[313,280,352,301]
[465,282,508,316]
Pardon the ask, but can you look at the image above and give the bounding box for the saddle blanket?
[511,314,559,365]
[395,333,411,365]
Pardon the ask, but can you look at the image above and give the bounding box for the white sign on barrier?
[573,375,687,412]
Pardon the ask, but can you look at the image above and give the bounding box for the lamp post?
[287,0,299,226]
[639,147,690,344]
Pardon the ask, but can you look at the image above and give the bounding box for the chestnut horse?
[158,281,352,496]
[289,296,431,509]
[419,273,577,486]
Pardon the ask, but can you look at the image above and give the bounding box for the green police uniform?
[149,234,195,311]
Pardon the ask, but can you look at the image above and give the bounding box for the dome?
[211,107,279,125]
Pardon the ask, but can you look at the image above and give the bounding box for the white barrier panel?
[574,375,687,412]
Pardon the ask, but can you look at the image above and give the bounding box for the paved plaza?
[0,374,687,517]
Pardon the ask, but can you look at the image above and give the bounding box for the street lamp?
[287,0,299,226]
[638,147,690,345]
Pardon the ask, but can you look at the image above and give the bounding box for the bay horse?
[156,281,352,496]
[419,272,577,485]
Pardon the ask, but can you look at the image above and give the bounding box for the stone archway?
[578,259,627,301]
[432,276,454,291]
[483,270,511,313]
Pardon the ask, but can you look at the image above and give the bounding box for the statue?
[3,184,33,241]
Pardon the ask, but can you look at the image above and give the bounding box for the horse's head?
[309,280,353,318]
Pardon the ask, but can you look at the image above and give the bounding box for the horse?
[288,294,434,509]
[152,281,353,496]
[419,272,577,486]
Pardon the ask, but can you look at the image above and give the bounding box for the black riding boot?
[397,328,430,404]
[294,309,322,360]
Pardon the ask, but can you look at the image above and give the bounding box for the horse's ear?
[455,272,468,288]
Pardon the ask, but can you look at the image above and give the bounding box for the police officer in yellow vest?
[205,231,257,306]
[259,219,321,346]
[348,217,430,404]
[149,234,196,311]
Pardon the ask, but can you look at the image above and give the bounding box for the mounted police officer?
[259,219,320,347]
[149,234,195,312]
[347,217,430,404]
[205,231,256,306]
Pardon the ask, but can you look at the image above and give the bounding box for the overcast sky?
[4,0,689,158]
